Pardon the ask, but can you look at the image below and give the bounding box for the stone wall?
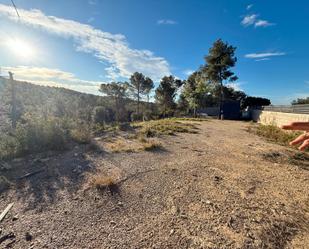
[252,110,309,127]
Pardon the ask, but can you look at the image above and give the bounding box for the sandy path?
[1,120,308,248]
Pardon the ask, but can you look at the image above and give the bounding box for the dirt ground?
[0,120,308,249]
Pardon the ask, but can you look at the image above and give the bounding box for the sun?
[6,38,36,59]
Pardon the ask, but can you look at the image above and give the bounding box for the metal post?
[9,72,17,129]
[219,81,224,120]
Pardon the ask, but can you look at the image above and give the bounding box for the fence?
[263,104,309,114]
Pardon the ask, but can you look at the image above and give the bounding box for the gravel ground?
[0,120,308,249]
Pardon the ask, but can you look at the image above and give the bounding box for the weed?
[141,140,162,151]
[90,174,119,194]
[134,118,198,138]
[248,124,301,146]
[70,126,91,144]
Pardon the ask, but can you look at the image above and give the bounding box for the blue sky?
[0,0,308,104]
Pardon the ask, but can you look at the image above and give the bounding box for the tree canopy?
[155,75,182,116]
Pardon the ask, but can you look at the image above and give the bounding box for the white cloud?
[226,82,245,91]
[183,69,194,76]
[246,4,253,10]
[157,19,177,25]
[255,58,270,62]
[241,14,275,28]
[254,20,275,27]
[241,14,258,26]
[0,4,171,81]
[245,52,286,59]
[2,66,105,95]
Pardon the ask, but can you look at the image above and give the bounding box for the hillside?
[0,77,144,127]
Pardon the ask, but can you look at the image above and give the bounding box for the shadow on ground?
[0,146,101,211]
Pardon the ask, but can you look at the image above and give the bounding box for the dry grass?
[133,118,199,137]
[248,124,301,146]
[104,136,161,153]
[141,140,162,151]
[89,174,119,193]
[70,128,91,144]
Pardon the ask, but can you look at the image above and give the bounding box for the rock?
[110,221,116,226]
[117,201,124,207]
[12,215,18,221]
[170,229,175,235]
[180,213,188,219]
[25,232,32,241]
[214,175,222,182]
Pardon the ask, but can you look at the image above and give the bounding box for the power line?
[10,0,20,19]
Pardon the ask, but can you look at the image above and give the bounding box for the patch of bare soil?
[0,120,308,248]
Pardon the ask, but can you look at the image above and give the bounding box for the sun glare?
[6,38,36,59]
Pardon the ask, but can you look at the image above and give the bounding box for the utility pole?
[9,72,17,129]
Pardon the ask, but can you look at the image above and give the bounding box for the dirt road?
[1,120,308,248]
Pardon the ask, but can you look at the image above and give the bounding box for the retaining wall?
[252,110,309,127]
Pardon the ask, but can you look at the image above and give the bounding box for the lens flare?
[6,38,36,59]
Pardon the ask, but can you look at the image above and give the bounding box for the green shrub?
[131,112,143,122]
[92,106,115,124]
[0,117,69,159]
[15,117,68,154]
[0,134,19,160]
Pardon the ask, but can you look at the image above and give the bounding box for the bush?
[70,125,91,144]
[0,134,19,160]
[92,106,115,124]
[15,117,68,154]
[0,117,70,159]
[131,112,143,122]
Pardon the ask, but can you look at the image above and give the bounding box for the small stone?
[110,221,116,226]
[117,201,123,207]
[25,232,32,241]
[205,200,211,205]
[214,176,222,181]
[180,213,187,219]
[170,229,175,235]
[12,215,19,221]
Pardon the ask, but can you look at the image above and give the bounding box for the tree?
[177,93,189,115]
[144,77,155,103]
[204,39,238,118]
[129,72,153,115]
[182,70,214,116]
[99,82,128,122]
[292,97,309,105]
[155,75,182,117]
[242,96,271,108]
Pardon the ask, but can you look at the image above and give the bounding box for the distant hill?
[0,77,150,131]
